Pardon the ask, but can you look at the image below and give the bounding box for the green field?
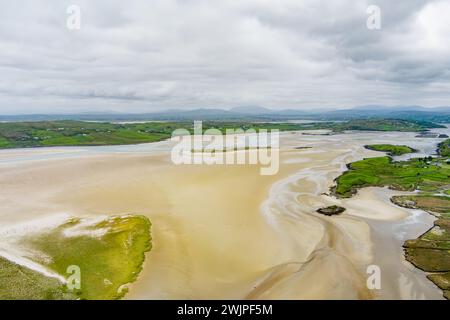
[335,142,450,198]
[404,218,450,299]
[365,144,417,156]
[0,215,151,300]
[334,156,450,198]
[0,119,442,149]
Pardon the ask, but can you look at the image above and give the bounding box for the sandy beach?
[0,131,444,299]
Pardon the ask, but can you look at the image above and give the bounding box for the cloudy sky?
[0,0,449,114]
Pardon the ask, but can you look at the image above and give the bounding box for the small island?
[365,144,417,156]
[316,205,346,216]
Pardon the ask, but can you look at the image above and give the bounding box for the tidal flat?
[0,127,449,299]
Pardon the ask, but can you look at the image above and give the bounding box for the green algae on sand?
[0,215,152,300]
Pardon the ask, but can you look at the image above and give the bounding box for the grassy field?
[334,156,450,198]
[334,143,450,198]
[0,119,443,149]
[334,142,450,299]
[404,218,450,299]
[365,144,417,156]
[1,215,151,300]
[0,257,77,300]
[391,195,450,216]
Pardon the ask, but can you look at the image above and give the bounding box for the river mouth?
[0,129,446,299]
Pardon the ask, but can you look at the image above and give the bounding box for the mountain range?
[1,106,450,122]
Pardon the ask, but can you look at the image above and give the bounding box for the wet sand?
[0,131,444,299]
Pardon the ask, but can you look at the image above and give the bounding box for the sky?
[0,0,449,114]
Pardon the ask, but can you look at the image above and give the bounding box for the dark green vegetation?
[316,205,346,216]
[365,144,417,156]
[334,141,450,299]
[438,139,450,157]
[394,194,450,299]
[403,218,450,299]
[1,215,151,300]
[0,119,443,149]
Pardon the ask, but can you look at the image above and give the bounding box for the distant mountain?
[229,106,273,114]
[352,105,427,111]
[433,106,450,112]
[1,106,449,123]
[310,106,450,122]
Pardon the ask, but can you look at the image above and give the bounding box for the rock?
[316,205,346,216]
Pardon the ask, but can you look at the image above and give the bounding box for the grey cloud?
[0,0,449,114]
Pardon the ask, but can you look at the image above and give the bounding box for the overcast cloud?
[0,0,449,114]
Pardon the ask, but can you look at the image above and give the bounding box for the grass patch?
[334,156,450,198]
[0,257,76,300]
[404,247,450,272]
[365,144,417,156]
[428,272,450,290]
[0,136,11,148]
[391,195,450,215]
[1,215,151,300]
